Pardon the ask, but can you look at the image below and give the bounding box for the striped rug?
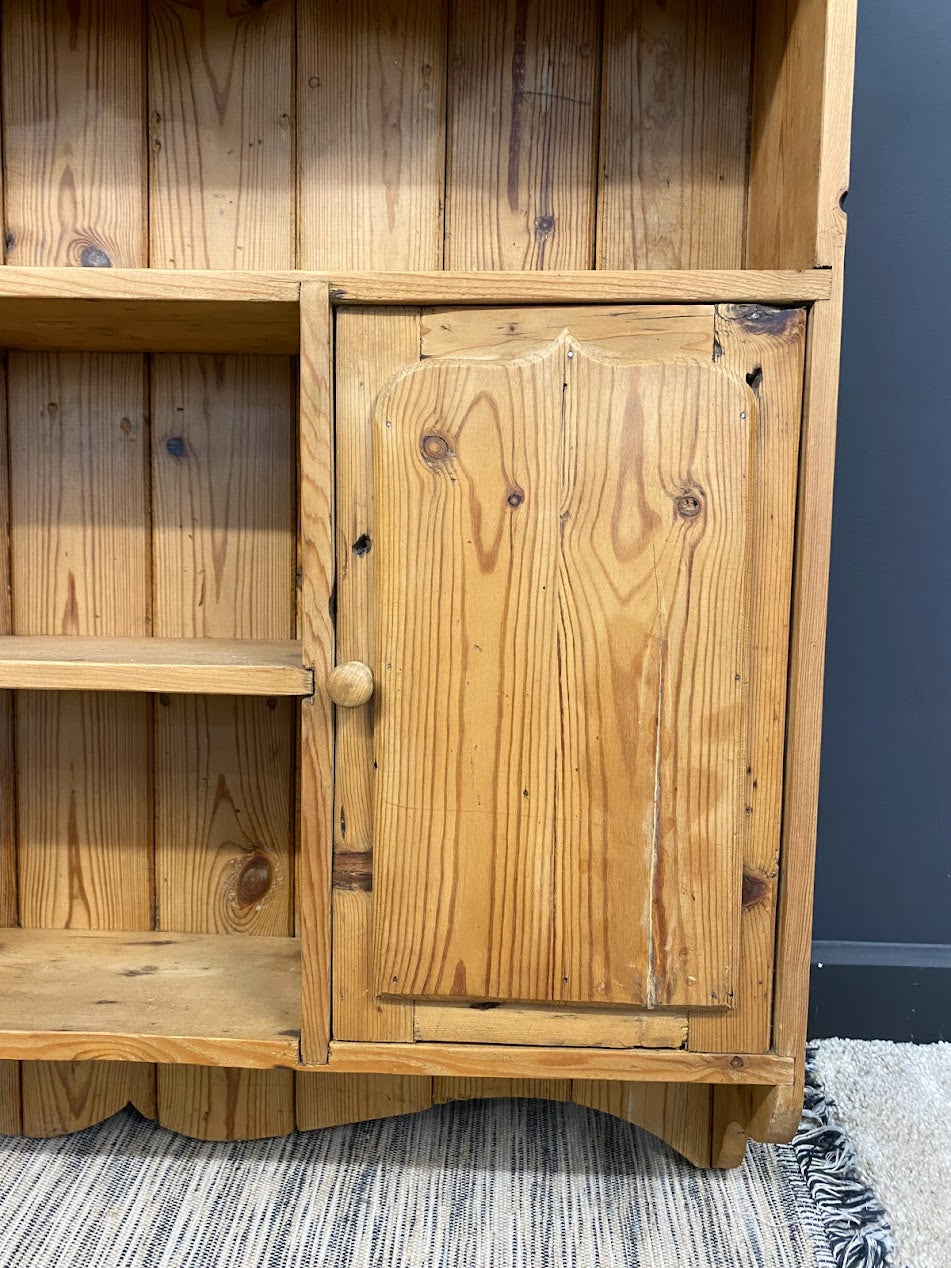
[0,1091,848,1268]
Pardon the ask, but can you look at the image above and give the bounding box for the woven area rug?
[0,1043,916,1268]
[0,1080,854,1268]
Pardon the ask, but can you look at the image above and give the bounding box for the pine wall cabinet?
[0,0,856,1165]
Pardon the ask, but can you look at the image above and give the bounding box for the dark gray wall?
[814,0,951,951]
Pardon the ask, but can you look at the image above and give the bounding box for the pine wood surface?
[0,0,853,1160]
[0,637,310,695]
[0,928,300,1068]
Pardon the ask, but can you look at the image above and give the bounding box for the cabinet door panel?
[365,306,785,1010]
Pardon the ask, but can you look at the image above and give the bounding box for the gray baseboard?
[808,941,950,1042]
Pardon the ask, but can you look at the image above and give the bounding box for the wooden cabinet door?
[338,304,806,1014]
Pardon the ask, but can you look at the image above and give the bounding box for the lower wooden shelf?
[0,636,312,695]
[0,928,301,1069]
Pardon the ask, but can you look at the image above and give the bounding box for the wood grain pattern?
[0,928,300,1069]
[148,0,298,1136]
[329,1042,794,1085]
[2,0,153,1137]
[1,1,146,269]
[330,270,832,305]
[296,1073,432,1130]
[0,636,310,695]
[298,2,446,270]
[445,0,600,269]
[598,0,753,270]
[149,0,294,270]
[371,323,753,1008]
[572,1080,714,1168]
[297,281,336,1065]
[689,304,806,1054]
[157,1066,295,1141]
[434,1078,569,1103]
[330,309,420,1045]
[415,1002,688,1049]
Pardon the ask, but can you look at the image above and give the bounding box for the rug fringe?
[794,1043,898,1268]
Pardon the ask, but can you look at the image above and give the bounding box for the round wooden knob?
[327,661,374,708]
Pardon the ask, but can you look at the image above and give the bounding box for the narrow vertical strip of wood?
[445,0,601,269]
[0,354,21,1137]
[689,305,807,1054]
[148,0,297,1139]
[597,0,752,270]
[298,281,335,1066]
[297,2,447,270]
[2,0,153,1137]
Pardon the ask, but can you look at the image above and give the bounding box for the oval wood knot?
[327,661,374,708]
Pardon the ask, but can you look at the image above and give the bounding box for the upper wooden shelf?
[0,928,301,1069]
[0,636,312,696]
[0,267,833,352]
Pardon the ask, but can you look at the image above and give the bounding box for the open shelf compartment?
[0,928,301,1069]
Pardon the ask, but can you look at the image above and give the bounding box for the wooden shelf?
[0,267,832,353]
[0,928,301,1069]
[0,636,312,696]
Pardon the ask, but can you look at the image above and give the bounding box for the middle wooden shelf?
[0,636,312,695]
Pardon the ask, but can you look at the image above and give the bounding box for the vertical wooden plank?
[2,0,153,1136]
[298,2,447,270]
[297,280,335,1068]
[738,0,857,1145]
[598,0,752,270]
[297,1074,432,1130]
[688,305,806,1053]
[572,1081,713,1168]
[0,353,21,1136]
[329,309,419,1046]
[149,0,294,269]
[148,0,297,1140]
[434,1079,569,1104]
[445,0,601,269]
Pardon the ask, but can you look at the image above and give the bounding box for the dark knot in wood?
[507,487,524,508]
[236,852,273,906]
[676,493,702,518]
[420,433,452,462]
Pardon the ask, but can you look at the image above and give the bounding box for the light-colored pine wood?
[297,281,336,1064]
[2,0,154,1139]
[329,1043,794,1086]
[598,0,752,270]
[689,304,807,1055]
[298,2,447,271]
[330,309,420,1048]
[0,356,18,1138]
[157,1066,296,1141]
[20,1061,156,1139]
[445,0,600,269]
[1,1,146,270]
[371,320,757,1008]
[332,891,416,1042]
[572,1080,714,1169]
[327,662,374,709]
[148,0,298,1137]
[0,636,310,695]
[0,928,300,1069]
[296,1073,433,1130]
[149,0,294,271]
[434,1078,569,1103]
[330,269,831,306]
[415,1003,687,1049]
[421,304,716,362]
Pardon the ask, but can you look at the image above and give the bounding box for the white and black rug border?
[790,1042,899,1268]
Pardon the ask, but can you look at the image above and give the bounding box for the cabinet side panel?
[445,0,601,269]
[1,0,153,1136]
[597,0,752,270]
[297,2,447,271]
[148,0,296,1139]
